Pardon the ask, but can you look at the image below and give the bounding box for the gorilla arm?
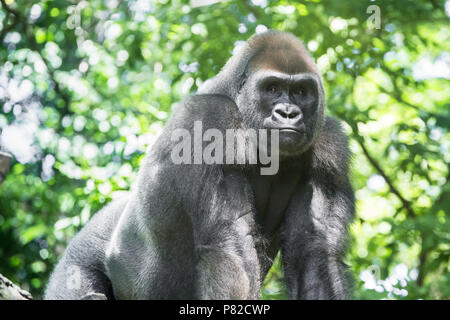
[105,95,261,299]
[174,95,262,299]
[281,116,355,299]
[189,165,261,299]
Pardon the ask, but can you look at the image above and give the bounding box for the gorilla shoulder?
[174,94,242,129]
[311,116,351,177]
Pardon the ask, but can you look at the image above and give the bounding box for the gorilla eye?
[267,84,279,93]
[297,87,306,96]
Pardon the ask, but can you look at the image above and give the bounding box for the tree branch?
[0,0,72,117]
[0,273,32,300]
[354,134,416,219]
[417,166,450,287]
[0,0,20,17]
[241,0,261,19]
[416,243,428,287]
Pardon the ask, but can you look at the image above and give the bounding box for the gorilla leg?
[45,198,125,300]
[44,258,113,300]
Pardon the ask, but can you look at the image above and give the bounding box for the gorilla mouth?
[279,128,303,133]
[278,125,306,134]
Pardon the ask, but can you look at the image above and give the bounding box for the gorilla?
[45,31,354,300]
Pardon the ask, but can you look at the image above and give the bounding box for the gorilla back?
[45,31,354,300]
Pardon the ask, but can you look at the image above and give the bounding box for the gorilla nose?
[272,104,302,124]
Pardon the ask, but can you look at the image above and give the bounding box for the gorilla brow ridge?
[239,31,306,90]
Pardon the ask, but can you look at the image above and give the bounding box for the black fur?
[45,31,354,300]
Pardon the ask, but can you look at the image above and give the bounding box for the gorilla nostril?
[275,109,288,119]
[288,111,299,119]
[273,105,302,122]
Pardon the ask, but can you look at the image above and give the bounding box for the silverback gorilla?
[45,31,355,300]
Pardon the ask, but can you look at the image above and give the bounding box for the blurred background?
[0,0,448,299]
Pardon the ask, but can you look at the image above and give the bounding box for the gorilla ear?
[238,74,247,92]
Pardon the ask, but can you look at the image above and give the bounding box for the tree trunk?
[0,151,12,184]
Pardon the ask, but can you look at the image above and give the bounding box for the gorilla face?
[199,31,325,158]
[236,69,320,157]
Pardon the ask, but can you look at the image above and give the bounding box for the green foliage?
[0,0,448,299]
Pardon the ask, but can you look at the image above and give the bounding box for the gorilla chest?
[249,169,302,247]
